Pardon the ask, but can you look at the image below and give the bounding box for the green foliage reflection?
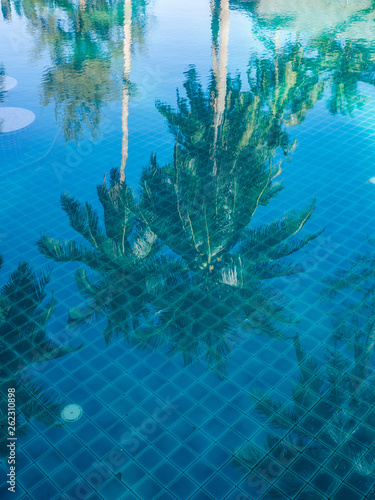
[38,67,322,375]
[0,257,81,456]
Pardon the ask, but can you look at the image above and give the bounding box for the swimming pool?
[1,0,375,499]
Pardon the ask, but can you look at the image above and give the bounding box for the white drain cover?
[2,76,17,92]
[0,107,35,133]
[61,404,83,422]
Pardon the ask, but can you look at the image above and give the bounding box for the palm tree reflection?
[21,0,123,141]
[37,169,171,346]
[139,66,322,374]
[248,42,325,128]
[1,0,11,21]
[16,0,151,143]
[0,65,5,133]
[232,0,375,118]
[233,244,375,495]
[38,64,322,375]
[322,238,375,388]
[0,257,81,456]
[233,334,375,495]
[316,36,375,116]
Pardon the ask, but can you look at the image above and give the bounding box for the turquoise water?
[1,1,375,499]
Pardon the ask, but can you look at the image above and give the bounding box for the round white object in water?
[0,107,35,133]
[2,76,17,92]
[368,177,375,184]
[61,404,83,422]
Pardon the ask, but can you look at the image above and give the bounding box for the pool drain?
[0,107,35,133]
[2,76,17,92]
[61,404,83,422]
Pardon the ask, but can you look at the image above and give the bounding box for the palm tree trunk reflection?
[1,0,11,21]
[120,0,132,183]
[211,0,229,175]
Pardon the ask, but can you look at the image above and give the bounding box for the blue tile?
[203,445,230,469]
[144,373,168,391]
[170,419,197,442]
[43,426,70,446]
[97,386,122,405]
[154,432,181,456]
[153,461,181,487]
[29,479,60,500]
[172,394,196,415]
[345,468,375,495]
[93,409,119,430]
[186,383,211,401]
[98,477,129,499]
[186,460,215,485]
[217,405,242,426]
[56,435,83,460]
[310,470,339,496]
[325,453,354,479]
[263,486,289,499]
[133,476,163,498]
[37,449,65,475]
[220,429,247,453]
[202,393,226,412]
[101,364,123,381]
[295,486,326,500]
[23,436,50,460]
[50,464,78,490]
[122,462,147,488]
[90,435,116,459]
[203,474,233,499]
[220,462,247,484]
[186,406,212,427]
[18,464,46,490]
[81,397,103,418]
[172,372,196,390]
[127,385,151,404]
[71,449,98,474]
[170,446,197,470]
[137,447,164,472]
[289,455,320,481]
[274,471,305,498]
[231,393,254,413]
[125,408,149,427]
[169,475,199,499]
[331,484,363,500]
[107,421,130,441]
[201,417,227,440]
[185,432,212,455]
[156,492,178,500]
[233,416,261,440]
[75,422,101,444]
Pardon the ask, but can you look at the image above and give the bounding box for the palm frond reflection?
[0,258,81,457]
[38,66,322,376]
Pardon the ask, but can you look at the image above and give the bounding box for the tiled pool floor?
[1,0,375,499]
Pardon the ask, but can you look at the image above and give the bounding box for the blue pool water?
[2,1,375,499]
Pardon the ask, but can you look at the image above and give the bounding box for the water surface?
[1,1,375,499]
